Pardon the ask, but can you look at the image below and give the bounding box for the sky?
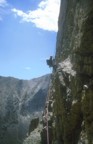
[0,0,60,80]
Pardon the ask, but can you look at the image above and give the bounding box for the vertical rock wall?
[41,0,93,144]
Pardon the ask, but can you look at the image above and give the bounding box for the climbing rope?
[44,89,51,144]
[46,103,49,144]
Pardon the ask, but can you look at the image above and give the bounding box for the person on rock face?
[46,56,56,71]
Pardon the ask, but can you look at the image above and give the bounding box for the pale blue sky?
[0,0,60,79]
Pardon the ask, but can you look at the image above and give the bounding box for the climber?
[46,56,53,67]
[46,56,56,71]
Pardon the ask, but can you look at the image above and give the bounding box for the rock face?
[0,74,50,144]
[41,0,93,144]
[28,117,39,134]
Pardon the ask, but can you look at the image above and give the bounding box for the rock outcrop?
[0,74,50,144]
[28,117,39,134]
[41,0,93,144]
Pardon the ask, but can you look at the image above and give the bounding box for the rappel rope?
[46,82,51,144]
[45,77,52,144]
[45,58,55,144]
[46,99,49,144]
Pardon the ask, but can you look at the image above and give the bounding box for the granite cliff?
[40,0,93,144]
[0,74,50,144]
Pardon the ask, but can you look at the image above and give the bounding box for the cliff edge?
[41,0,93,144]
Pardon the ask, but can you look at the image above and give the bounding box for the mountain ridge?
[0,74,50,144]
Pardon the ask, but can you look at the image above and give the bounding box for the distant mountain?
[0,74,50,144]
